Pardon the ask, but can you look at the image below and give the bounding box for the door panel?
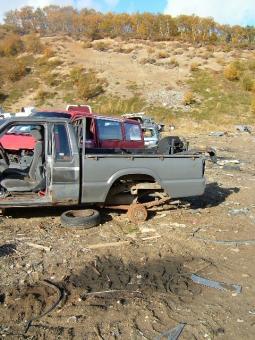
[51,123,80,204]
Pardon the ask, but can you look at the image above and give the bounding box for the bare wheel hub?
[127,204,148,224]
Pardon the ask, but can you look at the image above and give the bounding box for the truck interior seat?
[1,128,44,192]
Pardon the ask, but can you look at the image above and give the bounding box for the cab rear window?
[53,124,71,161]
[97,119,122,140]
[124,123,142,141]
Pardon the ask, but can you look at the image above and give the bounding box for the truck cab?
[72,114,144,150]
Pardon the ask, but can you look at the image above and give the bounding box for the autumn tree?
[2,6,255,46]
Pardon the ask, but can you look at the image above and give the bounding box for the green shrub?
[77,75,104,99]
[70,66,83,84]
[70,67,106,100]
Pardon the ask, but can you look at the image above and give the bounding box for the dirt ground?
[0,130,255,339]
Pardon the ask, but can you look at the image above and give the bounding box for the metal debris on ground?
[191,274,242,294]
[228,208,249,216]
[223,164,241,172]
[217,159,240,166]
[155,323,186,340]
[235,125,252,134]
[24,280,66,333]
[209,131,225,137]
[193,236,255,246]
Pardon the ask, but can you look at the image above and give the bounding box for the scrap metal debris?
[193,236,255,246]
[81,289,142,299]
[24,280,66,333]
[217,159,240,166]
[191,274,242,294]
[228,208,249,216]
[25,242,51,252]
[235,125,252,134]
[155,323,186,340]
[209,131,225,137]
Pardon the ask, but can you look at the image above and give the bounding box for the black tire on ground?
[60,209,100,228]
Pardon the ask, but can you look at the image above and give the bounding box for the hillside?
[0,32,255,130]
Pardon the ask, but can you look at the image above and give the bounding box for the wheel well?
[114,174,156,183]
[106,174,156,199]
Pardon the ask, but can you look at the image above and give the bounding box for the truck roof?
[0,115,141,129]
[0,117,70,125]
[73,113,141,125]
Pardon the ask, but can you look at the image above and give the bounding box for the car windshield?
[32,111,70,119]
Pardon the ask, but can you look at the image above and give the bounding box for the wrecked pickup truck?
[0,117,206,223]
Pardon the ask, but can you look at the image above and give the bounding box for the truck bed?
[82,153,205,203]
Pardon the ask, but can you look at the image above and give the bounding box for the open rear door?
[50,123,80,205]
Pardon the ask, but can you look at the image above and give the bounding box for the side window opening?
[86,118,94,140]
[53,124,71,161]
[125,123,142,141]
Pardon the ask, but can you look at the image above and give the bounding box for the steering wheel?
[0,142,9,166]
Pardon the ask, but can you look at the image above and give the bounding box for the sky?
[0,0,254,26]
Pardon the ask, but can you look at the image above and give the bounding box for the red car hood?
[0,134,35,151]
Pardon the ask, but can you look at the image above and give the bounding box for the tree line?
[3,6,255,46]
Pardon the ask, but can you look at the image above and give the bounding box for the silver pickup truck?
[0,117,206,223]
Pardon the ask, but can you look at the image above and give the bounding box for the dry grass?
[0,34,24,56]
[241,74,254,91]
[140,57,156,65]
[169,57,179,67]
[251,96,255,113]
[183,91,196,105]
[82,41,93,49]
[190,62,200,72]
[35,88,56,104]
[224,63,240,81]
[93,41,111,51]
[157,50,169,59]
[23,34,43,53]
[114,46,134,54]
[147,47,155,54]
